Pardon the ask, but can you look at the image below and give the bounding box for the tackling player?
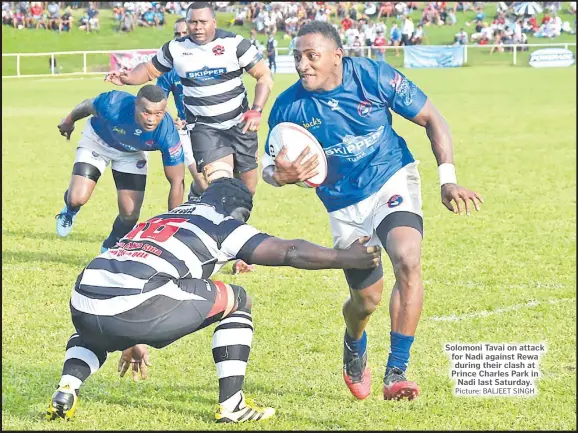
[157,17,208,201]
[261,22,484,401]
[46,178,381,424]
[55,85,185,253]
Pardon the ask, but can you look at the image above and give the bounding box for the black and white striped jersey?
[71,202,270,315]
[152,29,262,130]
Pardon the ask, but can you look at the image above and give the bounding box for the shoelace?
[344,353,366,381]
[384,368,406,385]
[55,213,73,227]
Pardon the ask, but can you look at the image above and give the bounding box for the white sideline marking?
[429,298,576,322]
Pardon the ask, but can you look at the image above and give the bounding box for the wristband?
[438,163,457,186]
[243,109,261,121]
[251,105,263,113]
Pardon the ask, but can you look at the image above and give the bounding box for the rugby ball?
[268,122,327,188]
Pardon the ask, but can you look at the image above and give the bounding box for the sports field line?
[429,297,576,323]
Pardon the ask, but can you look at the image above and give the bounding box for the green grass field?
[2,65,576,430]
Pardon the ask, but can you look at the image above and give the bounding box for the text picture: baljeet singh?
[444,343,547,397]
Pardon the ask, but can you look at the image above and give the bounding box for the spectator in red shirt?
[341,15,353,30]
[372,29,387,61]
[541,13,551,25]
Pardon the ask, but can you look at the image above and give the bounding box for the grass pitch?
[2,66,576,430]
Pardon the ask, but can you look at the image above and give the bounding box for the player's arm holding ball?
[261,105,320,187]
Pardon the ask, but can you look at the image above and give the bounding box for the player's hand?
[57,117,75,140]
[241,109,261,134]
[174,117,186,130]
[343,236,381,269]
[104,70,127,86]
[273,146,319,186]
[118,344,152,382]
[441,183,484,216]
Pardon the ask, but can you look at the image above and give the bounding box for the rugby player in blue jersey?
[55,85,185,253]
[157,17,208,201]
[261,21,484,401]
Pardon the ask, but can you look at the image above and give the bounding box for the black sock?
[188,181,202,200]
[64,190,81,214]
[102,216,137,249]
[58,333,107,393]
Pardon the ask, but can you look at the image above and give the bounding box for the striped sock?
[58,333,107,393]
[212,309,254,412]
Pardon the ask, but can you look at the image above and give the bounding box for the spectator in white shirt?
[454,27,469,45]
[401,14,414,46]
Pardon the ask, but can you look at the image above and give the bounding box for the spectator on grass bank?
[410,24,425,44]
[372,29,387,61]
[400,14,414,46]
[454,27,468,45]
[390,22,401,56]
[490,29,505,54]
[47,2,60,30]
[59,7,73,32]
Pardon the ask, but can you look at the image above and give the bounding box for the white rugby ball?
[268,122,328,188]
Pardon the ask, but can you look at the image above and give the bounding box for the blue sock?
[344,330,367,356]
[386,331,414,372]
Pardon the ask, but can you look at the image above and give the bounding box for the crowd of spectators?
[2,2,97,32]
[112,2,166,33]
[3,2,575,55]
[228,2,574,60]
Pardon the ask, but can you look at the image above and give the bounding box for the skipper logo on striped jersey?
[186,67,227,82]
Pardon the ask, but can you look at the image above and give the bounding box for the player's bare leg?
[341,278,384,399]
[382,226,423,400]
[236,167,258,196]
[203,156,255,274]
[56,165,100,237]
[101,171,145,253]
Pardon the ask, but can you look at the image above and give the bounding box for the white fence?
[2,42,575,78]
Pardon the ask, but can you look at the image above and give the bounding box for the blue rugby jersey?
[90,90,183,166]
[264,57,428,212]
[157,69,186,121]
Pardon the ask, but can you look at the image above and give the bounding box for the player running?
[261,22,484,401]
[46,178,380,423]
[55,85,185,253]
[157,17,208,201]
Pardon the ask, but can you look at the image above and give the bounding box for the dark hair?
[199,178,253,221]
[175,17,186,24]
[187,2,215,17]
[297,20,343,49]
[136,85,167,103]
